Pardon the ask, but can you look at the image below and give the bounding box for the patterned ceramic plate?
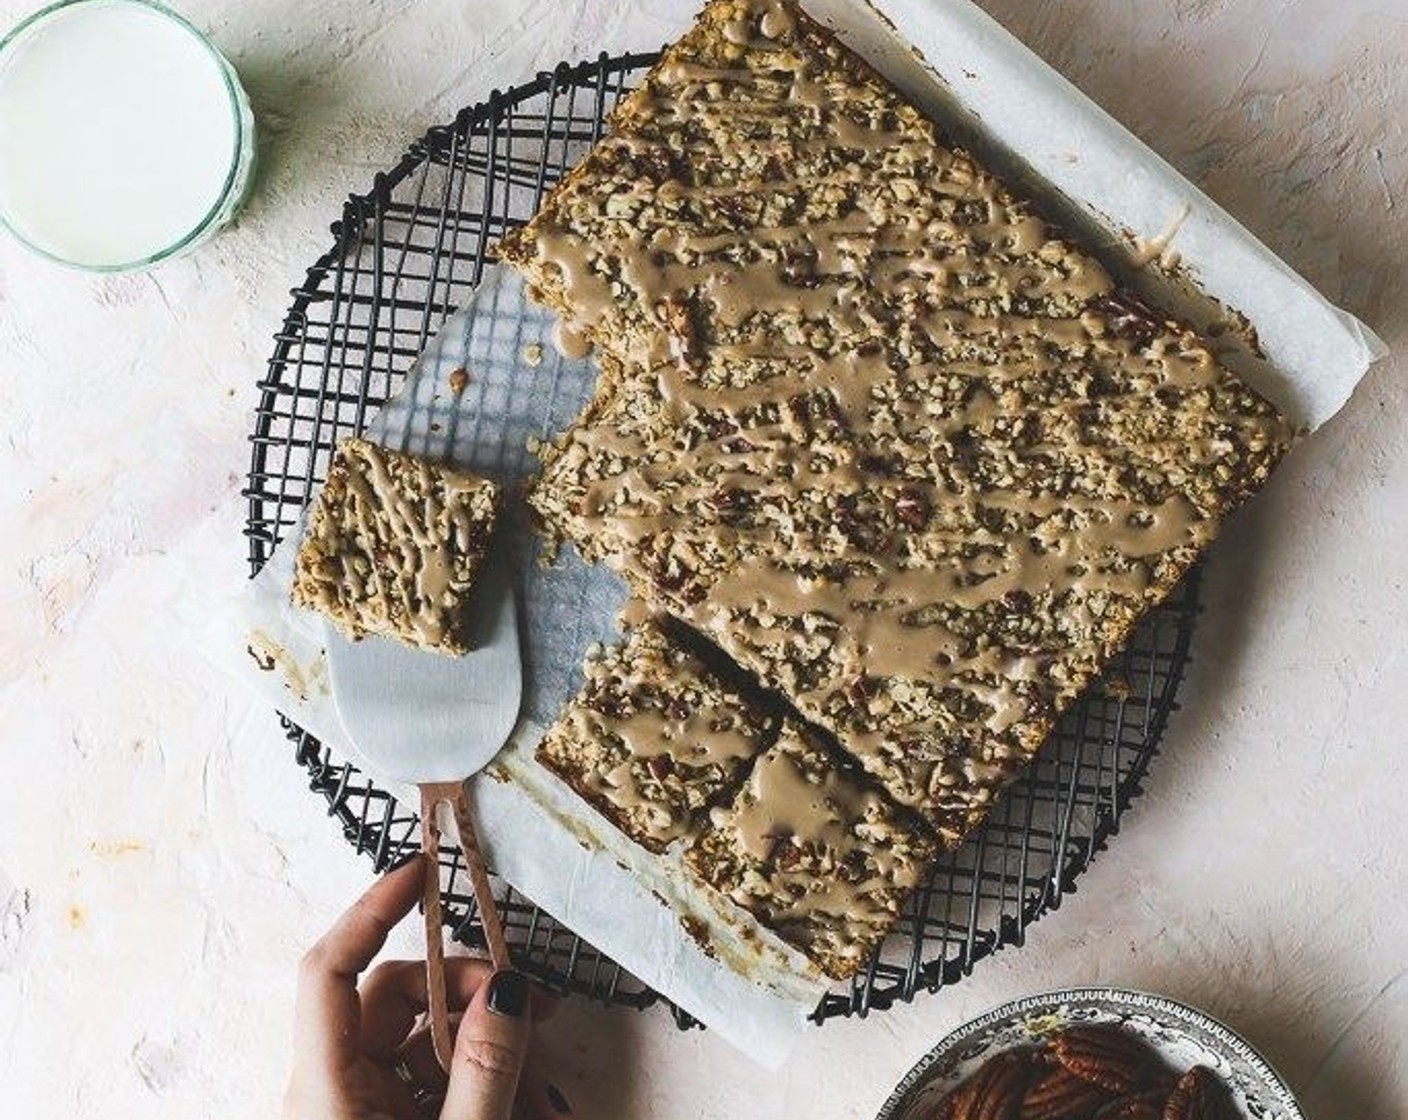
[876,988,1304,1120]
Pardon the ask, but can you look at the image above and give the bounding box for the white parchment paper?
[811,0,1385,429]
[210,268,831,1068]
[205,0,1384,1066]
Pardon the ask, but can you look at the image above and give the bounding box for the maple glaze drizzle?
[512,0,1289,831]
[706,722,923,956]
[299,438,491,649]
[547,621,768,846]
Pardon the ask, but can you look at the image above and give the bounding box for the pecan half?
[1048,1026,1159,1095]
[1096,1089,1168,1120]
[1093,292,1162,348]
[942,1049,1033,1120]
[1021,1065,1114,1119]
[1162,1066,1237,1120]
[928,1088,961,1120]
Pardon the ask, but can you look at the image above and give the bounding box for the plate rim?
[874,985,1306,1120]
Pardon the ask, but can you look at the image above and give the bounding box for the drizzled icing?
[537,619,773,852]
[685,720,931,978]
[291,437,498,655]
[552,320,593,360]
[506,0,1293,842]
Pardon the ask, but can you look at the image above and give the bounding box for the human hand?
[284,855,571,1119]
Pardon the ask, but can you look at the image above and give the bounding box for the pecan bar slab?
[292,437,500,656]
[537,618,777,852]
[507,0,1294,845]
[684,718,934,979]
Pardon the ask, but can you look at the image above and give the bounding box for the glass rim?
[0,0,250,272]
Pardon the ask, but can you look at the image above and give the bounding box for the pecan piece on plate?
[1021,1065,1115,1119]
[1048,1025,1161,1095]
[1163,1066,1238,1120]
[1096,1089,1168,1120]
[942,1049,1034,1120]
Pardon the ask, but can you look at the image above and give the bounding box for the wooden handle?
[419,780,512,1073]
[419,785,455,1073]
[444,784,511,972]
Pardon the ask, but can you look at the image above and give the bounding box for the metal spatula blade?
[324,550,522,1072]
[310,263,597,1073]
[324,555,522,784]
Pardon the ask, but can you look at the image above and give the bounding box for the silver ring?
[391,1058,442,1106]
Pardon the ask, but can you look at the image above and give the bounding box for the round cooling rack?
[244,52,1202,1027]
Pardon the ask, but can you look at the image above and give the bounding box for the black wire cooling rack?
[244,51,1201,1027]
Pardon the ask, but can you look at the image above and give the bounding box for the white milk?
[0,0,251,269]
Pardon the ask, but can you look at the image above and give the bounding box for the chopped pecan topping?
[1093,292,1162,348]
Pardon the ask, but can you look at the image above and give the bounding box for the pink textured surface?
[0,2,1403,1117]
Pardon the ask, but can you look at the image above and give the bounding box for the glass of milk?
[0,0,255,271]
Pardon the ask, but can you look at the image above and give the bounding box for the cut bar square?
[684,718,935,980]
[292,437,500,656]
[537,618,777,853]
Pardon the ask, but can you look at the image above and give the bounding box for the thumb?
[439,969,532,1120]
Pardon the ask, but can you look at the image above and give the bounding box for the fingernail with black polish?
[546,1083,572,1113]
[487,969,529,1017]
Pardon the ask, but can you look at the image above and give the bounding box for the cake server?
[323,549,521,1071]
[314,264,600,1070]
